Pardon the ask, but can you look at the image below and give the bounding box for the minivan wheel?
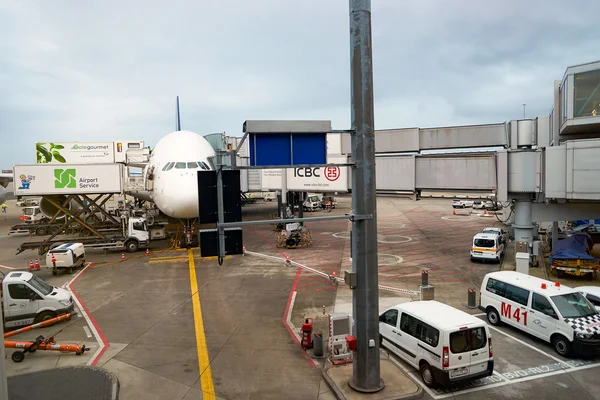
[552,335,571,357]
[487,307,501,326]
[420,362,436,388]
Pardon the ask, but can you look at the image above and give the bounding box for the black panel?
[222,170,242,223]
[197,171,217,224]
[199,228,244,257]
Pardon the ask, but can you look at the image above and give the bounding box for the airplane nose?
[157,171,199,219]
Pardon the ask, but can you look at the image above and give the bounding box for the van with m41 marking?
[480,271,600,357]
[379,300,494,388]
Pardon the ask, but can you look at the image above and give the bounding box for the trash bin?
[313,331,324,357]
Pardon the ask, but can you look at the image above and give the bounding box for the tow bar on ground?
[4,312,90,363]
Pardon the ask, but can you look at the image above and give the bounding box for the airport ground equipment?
[3,313,75,339]
[550,233,599,279]
[16,214,164,256]
[46,243,85,275]
[275,223,312,249]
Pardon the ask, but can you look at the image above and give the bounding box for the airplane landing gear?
[179,220,198,248]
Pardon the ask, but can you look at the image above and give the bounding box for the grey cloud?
[1,0,599,168]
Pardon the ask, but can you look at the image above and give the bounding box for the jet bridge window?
[174,162,187,169]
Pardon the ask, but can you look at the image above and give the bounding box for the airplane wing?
[0,173,12,188]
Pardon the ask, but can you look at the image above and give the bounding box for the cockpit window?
[174,162,186,169]
[165,162,175,171]
[162,163,170,171]
[198,162,207,170]
[187,162,198,169]
[202,161,212,170]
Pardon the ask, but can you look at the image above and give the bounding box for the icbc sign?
[324,166,340,182]
[293,168,320,178]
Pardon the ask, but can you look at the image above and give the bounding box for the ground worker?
[1,203,6,213]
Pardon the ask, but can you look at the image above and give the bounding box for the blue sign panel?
[249,133,327,167]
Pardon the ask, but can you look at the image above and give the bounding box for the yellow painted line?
[187,249,216,400]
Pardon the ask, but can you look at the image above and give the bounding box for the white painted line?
[488,325,567,365]
[285,291,301,343]
[83,326,92,338]
[0,264,17,270]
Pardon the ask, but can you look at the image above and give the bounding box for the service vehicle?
[15,198,39,207]
[452,198,474,209]
[482,227,509,243]
[379,300,494,388]
[321,196,337,210]
[19,206,45,224]
[480,271,600,357]
[473,200,484,209]
[575,286,600,311]
[0,271,75,328]
[45,243,86,275]
[550,233,599,279]
[470,232,504,263]
[303,194,322,212]
[17,216,163,255]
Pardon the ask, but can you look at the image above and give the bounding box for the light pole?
[523,103,526,119]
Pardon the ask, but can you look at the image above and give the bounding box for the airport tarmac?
[2,196,600,399]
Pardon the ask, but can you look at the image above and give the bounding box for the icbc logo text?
[293,168,320,178]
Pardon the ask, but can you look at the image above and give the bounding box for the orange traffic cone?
[145,248,150,256]
[28,260,33,270]
[121,253,125,261]
[34,259,40,271]
[453,210,456,215]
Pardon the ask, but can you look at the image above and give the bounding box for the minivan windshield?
[551,292,598,318]
[27,275,53,296]
[474,239,495,248]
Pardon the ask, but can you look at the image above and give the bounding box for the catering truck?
[35,140,144,164]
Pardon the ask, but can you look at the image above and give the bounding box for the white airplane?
[2,97,219,248]
[126,97,217,247]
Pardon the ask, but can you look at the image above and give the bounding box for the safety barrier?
[244,249,420,296]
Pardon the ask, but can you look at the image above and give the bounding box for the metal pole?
[551,220,558,251]
[281,169,288,219]
[349,0,383,393]
[216,152,226,263]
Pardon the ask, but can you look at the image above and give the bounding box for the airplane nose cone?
[155,171,199,219]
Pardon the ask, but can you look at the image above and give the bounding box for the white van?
[480,271,600,357]
[1,271,75,328]
[470,232,504,263]
[379,301,494,388]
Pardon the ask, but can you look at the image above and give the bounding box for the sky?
[1,0,599,168]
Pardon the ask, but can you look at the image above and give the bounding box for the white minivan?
[379,301,494,388]
[470,232,504,263]
[480,271,600,357]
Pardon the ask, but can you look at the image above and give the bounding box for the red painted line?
[68,269,109,366]
[249,227,316,368]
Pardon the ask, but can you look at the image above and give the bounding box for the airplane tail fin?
[176,96,182,131]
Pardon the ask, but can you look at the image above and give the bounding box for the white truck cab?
[20,206,44,223]
[1,271,75,328]
[303,194,322,212]
[480,271,600,357]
